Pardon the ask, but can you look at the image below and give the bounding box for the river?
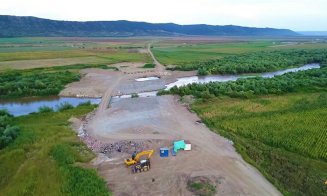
[0,63,320,116]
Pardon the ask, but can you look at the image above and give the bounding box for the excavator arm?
[124,149,154,166]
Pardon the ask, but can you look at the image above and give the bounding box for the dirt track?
[85,96,281,195]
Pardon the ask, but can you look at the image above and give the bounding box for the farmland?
[0,37,152,70]
[191,92,327,195]
[152,39,327,67]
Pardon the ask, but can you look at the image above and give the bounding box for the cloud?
[0,0,326,30]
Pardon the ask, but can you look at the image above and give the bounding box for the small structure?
[173,140,186,153]
[184,140,192,151]
[160,147,169,157]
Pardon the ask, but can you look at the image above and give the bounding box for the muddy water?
[0,96,101,116]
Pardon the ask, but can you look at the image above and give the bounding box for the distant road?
[147,43,168,75]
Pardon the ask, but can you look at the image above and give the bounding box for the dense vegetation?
[0,64,118,99]
[192,93,327,195]
[0,110,20,149]
[0,69,80,99]
[142,63,155,68]
[0,15,296,37]
[0,104,111,195]
[173,49,327,74]
[160,66,327,98]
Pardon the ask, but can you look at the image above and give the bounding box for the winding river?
[0,63,320,116]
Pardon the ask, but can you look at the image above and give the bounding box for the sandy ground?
[85,96,281,196]
[60,68,123,98]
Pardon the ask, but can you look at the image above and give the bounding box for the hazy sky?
[1,0,327,31]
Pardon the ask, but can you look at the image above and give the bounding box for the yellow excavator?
[124,149,154,166]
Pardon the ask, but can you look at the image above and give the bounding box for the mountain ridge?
[0,15,298,37]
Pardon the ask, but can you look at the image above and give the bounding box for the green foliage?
[77,101,92,107]
[51,64,118,71]
[57,102,74,111]
[173,49,327,74]
[0,69,80,99]
[192,93,327,195]
[167,67,327,98]
[0,110,20,149]
[61,166,109,196]
[38,106,54,113]
[50,144,109,195]
[142,63,155,68]
[0,104,111,195]
[187,178,217,196]
[131,93,139,98]
[51,144,75,165]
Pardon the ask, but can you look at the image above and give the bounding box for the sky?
[1,0,327,31]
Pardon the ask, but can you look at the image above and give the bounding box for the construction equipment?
[132,159,151,173]
[124,149,154,166]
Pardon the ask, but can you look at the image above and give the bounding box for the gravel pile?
[78,112,145,158]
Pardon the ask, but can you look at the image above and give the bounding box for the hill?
[0,15,298,37]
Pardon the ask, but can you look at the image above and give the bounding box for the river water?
[0,97,101,116]
[165,63,320,89]
[0,64,320,116]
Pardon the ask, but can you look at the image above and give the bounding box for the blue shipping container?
[160,147,169,157]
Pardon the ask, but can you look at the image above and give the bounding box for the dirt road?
[86,96,281,195]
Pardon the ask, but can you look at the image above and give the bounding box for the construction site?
[65,45,281,195]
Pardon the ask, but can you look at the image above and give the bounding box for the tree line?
[0,70,80,99]
[159,66,327,99]
[172,49,327,75]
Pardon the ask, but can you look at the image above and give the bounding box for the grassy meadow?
[0,37,152,70]
[152,39,327,66]
[0,104,111,196]
[191,92,327,195]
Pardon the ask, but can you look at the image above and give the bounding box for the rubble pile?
[78,112,145,158]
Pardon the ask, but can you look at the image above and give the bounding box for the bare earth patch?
[82,96,281,195]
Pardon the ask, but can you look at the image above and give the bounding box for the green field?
[191,93,327,195]
[0,37,152,70]
[152,40,327,66]
[0,104,111,196]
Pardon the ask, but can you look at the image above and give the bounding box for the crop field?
[0,104,111,195]
[0,37,152,70]
[192,92,327,195]
[152,39,327,66]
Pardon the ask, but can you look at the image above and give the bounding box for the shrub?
[142,63,155,68]
[131,93,139,98]
[57,102,74,112]
[77,101,92,106]
[38,106,54,113]
[0,111,20,149]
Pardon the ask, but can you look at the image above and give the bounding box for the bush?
[38,106,54,113]
[57,102,74,112]
[142,63,155,68]
[77,101,92,107]
[131,93,139,98]
[0,111,20,149]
